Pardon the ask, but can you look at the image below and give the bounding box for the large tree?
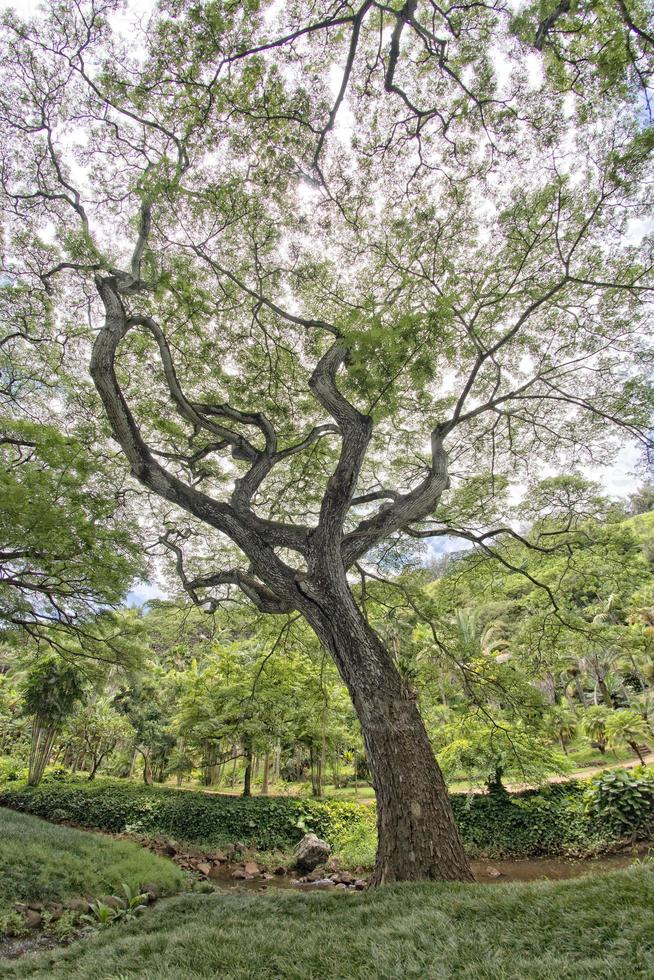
[1,0,653,883]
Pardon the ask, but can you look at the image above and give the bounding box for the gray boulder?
[295,833,332,872]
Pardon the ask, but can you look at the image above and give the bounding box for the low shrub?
[0,757,26,783]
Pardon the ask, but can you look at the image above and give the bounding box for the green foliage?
[0,757,25,782]
[585,767,654,837]
[0,415,144,648]
[0,908,30,939]
[23,658,86,726]
[84,883,148,928]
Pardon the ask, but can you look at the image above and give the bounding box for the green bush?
[585,767,654,837]
[0,778,372,851]
[0,770,651,859]
[0,757,26,782]
[450,783,601,858]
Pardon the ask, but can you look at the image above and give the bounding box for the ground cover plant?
[4,867,654,979]
[0,807,185,936]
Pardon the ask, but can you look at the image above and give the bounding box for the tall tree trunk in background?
[242,736,252,797]
[309,746,322,796]
[28,717,58,786]
[261,752,270,795]
[574,676,589,708]
[140,750,153,785]
[297,577,473,885]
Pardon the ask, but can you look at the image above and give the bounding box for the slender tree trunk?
[28,718,58,786]
[573,675,588,708]
[297,578,473,885]
[242,736,252,797]
[309,746,322,796]
[629,740,647,765]
[261,752,270,795]
[140,751,153,785]
[597,675,613,709]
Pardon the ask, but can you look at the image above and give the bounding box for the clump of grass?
[4,866,654,978]
[0,807,185,921]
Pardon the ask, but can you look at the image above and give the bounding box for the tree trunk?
[629,740,647,765]
[28,718,58,787]
[309,745,322,796]
[261,752,270,796]
[141,752,153,785]
[597,675,613,709]
[573,675,588,708]
[242,736,252,797]
[297,578,473,885]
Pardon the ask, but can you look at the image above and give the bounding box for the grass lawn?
[5,866,654,979]
[0,808,185,917]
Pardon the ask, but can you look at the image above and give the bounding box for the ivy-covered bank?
[0,769,652,862]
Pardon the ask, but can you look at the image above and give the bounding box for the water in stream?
[209,845,652,891]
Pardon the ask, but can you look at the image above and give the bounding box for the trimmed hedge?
[0,779,371,852]
[450,784,600,857]
[0,773,651,858]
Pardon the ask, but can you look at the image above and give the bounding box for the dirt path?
[499,750,654,794]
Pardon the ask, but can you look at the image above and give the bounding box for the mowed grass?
[0,807,185,915]
[6,866,654,979]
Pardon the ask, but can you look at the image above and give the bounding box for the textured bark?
[297,576,473,885]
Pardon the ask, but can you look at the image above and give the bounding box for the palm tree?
[546,702,577,755]
[605,709,650,765]
[581,705,610,755]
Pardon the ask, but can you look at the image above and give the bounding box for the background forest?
[3,473,654,798]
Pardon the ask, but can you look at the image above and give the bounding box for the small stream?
[469,848,650,884]
[208,845,651,891]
